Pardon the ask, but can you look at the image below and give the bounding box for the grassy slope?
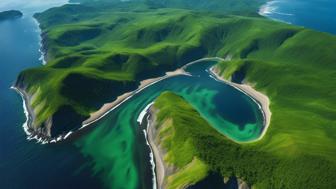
[153,92,210,188]
[214,28,336,160]
[15,0,336,187]
[16,1,266,133]
[154,92,336,188]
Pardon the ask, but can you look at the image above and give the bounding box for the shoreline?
[209,67,271,142]
[81,67,190,127]
[146,107,166,189]
[15,56,223,143]
[11,86,34,138]
[81,57,224,128]
[11,86,73,144]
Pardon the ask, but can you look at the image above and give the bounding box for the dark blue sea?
[0,0,335,188]
[260,0,336,35]
[0,1,104,189]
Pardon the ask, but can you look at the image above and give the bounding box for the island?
[0,10,23,21]
[14,0,336,188]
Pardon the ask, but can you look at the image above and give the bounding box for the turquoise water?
[2,0,335,188]
[260,0,336,34]
[75,61,264,189]
[0,11,263,188]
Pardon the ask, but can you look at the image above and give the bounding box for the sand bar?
[82,57,224,127]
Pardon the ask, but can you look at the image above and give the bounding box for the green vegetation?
[214,27,336,163]
[14,0,336,187]
[154,92,336,188]
[0,10,22,21]
[153,92,211,188]
[17,1,336,139]
[16,0,266,134]
[69,0,265,15]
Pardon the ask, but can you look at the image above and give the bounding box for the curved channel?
[75,60,264,189]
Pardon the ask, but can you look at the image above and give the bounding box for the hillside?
[16,1,336,143]
[151,92,336,188]
[0,10,22,21]
[15,1,267,137]
[13,0,336,187]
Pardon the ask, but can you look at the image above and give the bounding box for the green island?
[0,10,23,21]
[15,0,336,188]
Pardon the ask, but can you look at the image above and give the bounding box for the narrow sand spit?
[146,109,166,189]
[210,67,271,142]
[82,69,190,126]
[82,57,224,127]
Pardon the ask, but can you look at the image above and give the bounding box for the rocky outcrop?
[12,83,51,142]
[238,179,251,189]
[14,76,73,144]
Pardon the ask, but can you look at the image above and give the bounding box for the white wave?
[259,1,294,24]
[273,11,293,16]
[64,131,73,139]
[259,1,294,16]
[259,1,280,16]
[137,102,154,125]
[10,86,32,138]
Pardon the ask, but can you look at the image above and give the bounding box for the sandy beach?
[210,67,272,142]
[82,68,190,126]
[82,57,224,127]
[146,108,166,189]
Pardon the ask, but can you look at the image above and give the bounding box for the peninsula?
[0,10,23,21]
[15,0,336,188]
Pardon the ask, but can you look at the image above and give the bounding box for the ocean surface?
[0,0,335,188]
[0,2,263,187]
[260,0,336,34]
[77,60,264,189]
[0,1,103,189]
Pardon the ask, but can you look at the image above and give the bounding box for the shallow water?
[260,0,336,34]
[76,61,264,189]
[0,1,268,189]
[0,15,263,188]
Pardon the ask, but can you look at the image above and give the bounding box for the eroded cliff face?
[14,74,82,143]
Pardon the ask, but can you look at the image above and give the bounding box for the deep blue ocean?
[0,1,104,189]
[260,0,336,34]
[0,0,335,188]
